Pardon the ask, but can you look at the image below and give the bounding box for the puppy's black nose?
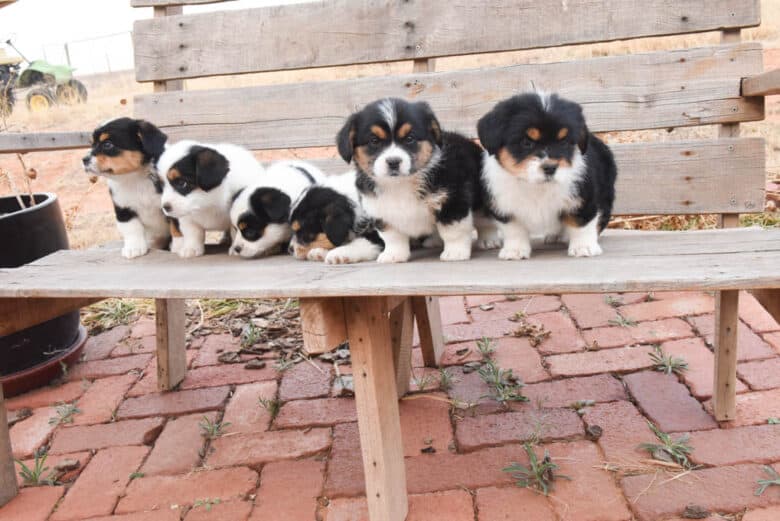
[82,155,90,166]
[233,245,242,254]
[162,203,172,213]
[542,163,558,177]
[386,157,402,170]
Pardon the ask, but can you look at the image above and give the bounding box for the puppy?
[477,92,617,259]
[289,170,384,264]
[156,140,264,258]
[229,160,325,258]
[336,97,488,263]
[83,117,175,259]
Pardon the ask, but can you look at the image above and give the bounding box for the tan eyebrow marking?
[370,125,387,140]
[397,122,412,139]
[526,127,541,141]
[99,132,110,142]
[238,222,247,230]
[557,128,569,140]
[291,220,301,232]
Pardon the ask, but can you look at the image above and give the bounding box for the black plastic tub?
[0,193,86,397]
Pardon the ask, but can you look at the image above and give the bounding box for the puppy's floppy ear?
[136,120,168,161]
[417,101,443,147]
[250,187,291,223]
[336,113,358,163]
[577,124,589,155]
[322,202,352,246]
[192,146,230,191]
[477,103,511,155]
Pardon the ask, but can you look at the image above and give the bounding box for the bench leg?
[155,298,187,391]
[750,289,780,323]
[300,297,348,355]
[411,296,443,367]
[0,385,19,507]
[713,290,739,421]
[345,297,408,521]
[390,298,414,398]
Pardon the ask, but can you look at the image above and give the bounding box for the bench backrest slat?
[132,0,760,82]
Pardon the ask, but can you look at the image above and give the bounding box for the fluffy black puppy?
[477,91,617,259]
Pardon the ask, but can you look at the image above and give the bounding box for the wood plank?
[136,44,764,146]
[152,5,184,93]
[0,297,102,336]
[155,298,186,391]
[713,290,739,421]
[750,289,780,324]
[743,69,780,97]
[300,297,347,355]
[307,138,765,216]
[390,298,414,398]
[0,131,90,153]
[132,0,233,7]
[132,0,759,81]
[412,297,444,368]
[1,228,779,299]
[0,385,18,507]
[344,296,408,521]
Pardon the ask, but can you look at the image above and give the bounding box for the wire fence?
[38,31,134,76]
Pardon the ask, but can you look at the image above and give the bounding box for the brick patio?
[3,290,780,521]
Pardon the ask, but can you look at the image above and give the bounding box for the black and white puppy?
[289,170,384,264]
[477,92,617,259]
[156,140,264,258]
[82,117,176,259]
[337,98,488,263]
[228,160,325,258]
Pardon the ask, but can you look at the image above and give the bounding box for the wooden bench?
[2,1,780,519]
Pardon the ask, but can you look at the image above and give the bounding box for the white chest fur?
[362,176,436,238]
[107,171,168,239]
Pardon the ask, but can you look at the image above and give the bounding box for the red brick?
[71,374,136,426]
[111,335,156,357]
[740,291,780,333]
[275,397,356,428]
[116,467,258,514]
[466,294,507,308]
[223,381,278,434]
[68,353,152,381]
[582,401,649,464]
[690,315,776,361]
[192,333,241,368]
[468,296,562,323]
[399,393,454,457]
[439,296,470,325]
[250,459,324,521]
[82,325,130,361]
[687,424,780,466]
[127,351,198,397]
[663,337,748,399]
[51,445,149,521]
[326,489,474,521]
[620,292,713,322]
[546,345,656,377]
[49,417,164,454]
[738,357,780,390]
[562,293,621,329]
[117,386,230,419]
[704,388,780,427]
[624,371,717,432]
[545,441,632,521]
[130,316,156,338]
[10,406,57,458]
[207,428,331,468]
[744,506,780,521]
[766,332,780,354]
[525,311,585,355]
[0,486,64,521]
[141,412,216,476]
[15,451,91,487]
[440,340,483,366]
[476,486,556,521]
[180,363,277,390]
[456,407,582,451]
[405,445,517,494]
[446,368,507,416]
[85,511,180,521]
[186,500,253,521]
[583,318,694,349]
[622,464,779,521]
[5,380,86,411]
[279,359,332,400]
[443,319,515,344]
[492,337,550,382]
[324,423,365,497]
[524,374,627,408]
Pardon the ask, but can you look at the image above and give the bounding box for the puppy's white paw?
[325,250,352,264]
[122,242,149,259]
[440,244,471,261]
[169,236,183,255]
[568,241,603,257]
[498,245,531,260]
[178,243,205,258]
[305,248,328,262]
[377,249,410,264]
[476,237,502,250]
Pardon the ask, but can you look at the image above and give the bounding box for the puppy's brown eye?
[369,136,380,146]
[404,134,416,145]
[103,141,115,151]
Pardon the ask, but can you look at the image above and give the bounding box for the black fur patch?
[113,204,138,223]
[169,146,230,195]
[292,166,316,184]
[88,117,167,164]
[290,186,360,248]
[235,187,292,243]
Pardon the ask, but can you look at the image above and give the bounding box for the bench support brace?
[0,385,18,507]
[412,296,444,367]
[390,298,415,398]
[155,298,186,391]
[713,290,739,421]
[345,296,408,521]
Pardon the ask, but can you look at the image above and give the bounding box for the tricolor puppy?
[289,170,383,264]
[82,117,175,259]
[477,92,617,259]
[337,98,488,263]
[157,140,264,258]
[229,161,325,258]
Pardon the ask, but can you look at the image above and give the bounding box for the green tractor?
[1,40,87,115]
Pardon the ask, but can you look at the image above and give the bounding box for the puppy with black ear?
[337,97,488,263]
[289,170,384,264]
[229,160,325,258]
[477,92,617,259]
[157,140,264,258]
[83,117,174,259]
